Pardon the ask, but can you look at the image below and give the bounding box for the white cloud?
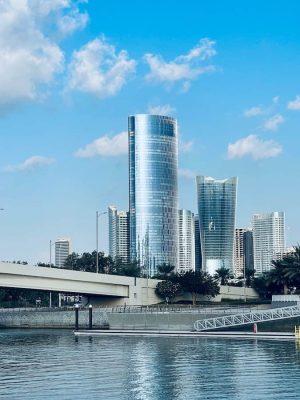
[262,114,284,131]
[57,7,89,36]
[244,106,264,117]
[244,97,280,118]
[227,134,282,160]
[67,38,136,97]
[144,38,216,89]
[0,1,88,108]
[3,156,56,172]
[148,104,175,115]
[179,168,196,179]
[287,95,300,111]
[179,140,193,153]
[75,131,128,158]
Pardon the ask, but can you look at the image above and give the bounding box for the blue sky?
[0,0,299,263]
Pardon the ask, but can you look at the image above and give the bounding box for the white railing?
[272,295,300,303]
[194,305,300,331]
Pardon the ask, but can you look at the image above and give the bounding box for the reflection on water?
[1,330,300,399]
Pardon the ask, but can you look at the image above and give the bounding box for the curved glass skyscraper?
[129,114,178,276]
[196,176,237,275]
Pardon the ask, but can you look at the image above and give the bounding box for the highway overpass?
[0,262,161,306]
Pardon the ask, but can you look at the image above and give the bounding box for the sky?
[0,0,300,263]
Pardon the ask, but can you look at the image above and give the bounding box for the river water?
[1,330,300,399]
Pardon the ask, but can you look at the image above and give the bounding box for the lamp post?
[96,211,107,273]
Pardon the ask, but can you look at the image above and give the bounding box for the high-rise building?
[244,230,254,272]
[55,238,71,268]
[234,228,247,278]
[108,206,129,263]
[252,212,285,274]
[129,114,178,276]
[234,228,254,277]
[196,176,238,275]
[194,215,202,272]
[178,209,195,273]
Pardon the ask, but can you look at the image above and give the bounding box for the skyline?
[0,0,299,263]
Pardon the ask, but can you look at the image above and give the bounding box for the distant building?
[244,230,254,272]
[234,228,254,277]
[234,228,248,277]
[178,209,195,273]
[55,238,71,268]
[108,206,129,263]
[194,215,201,272]
[196,175,238,275]
[252,212,285,274]
[129,114,178,276]
[275,246,295,260]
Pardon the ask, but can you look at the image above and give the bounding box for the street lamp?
[96,211,107,273]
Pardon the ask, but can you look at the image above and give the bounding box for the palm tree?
[268,260,290,294]
[281,246,300,287]
[156,263,175,279]
[214,267,230,286]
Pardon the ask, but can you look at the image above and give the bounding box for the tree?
[63,252,79,270]
[153,263,175,279]
[117,262,141,277]
[214,267,230,285]
[177,270,219,305]
[252,273,279,299]
[280,246,300,288]
[245,268,255,287]
[268,260,291,294]
[63,251,114,274]
[155,280,181,303]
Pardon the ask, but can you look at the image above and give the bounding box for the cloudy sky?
[0,0,299,263]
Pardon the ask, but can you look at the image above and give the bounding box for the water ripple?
[0,330,300,399]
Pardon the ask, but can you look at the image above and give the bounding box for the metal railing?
[0,304,262,314]
[194,305,300,331]
[95,304,262,314]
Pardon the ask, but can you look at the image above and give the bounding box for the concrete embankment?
[1,306,299,332]
[0,309,108,329]
[0,308,235,330]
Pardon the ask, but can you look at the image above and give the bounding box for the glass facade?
[196,176,237,275]
[129,114,178,276]
[194,215,202,272]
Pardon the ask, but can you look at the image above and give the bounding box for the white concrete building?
[55,238,71,268]
[252,212,285,274]
[178,209,195,273]
[108,206,129,263]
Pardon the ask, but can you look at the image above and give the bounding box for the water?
[1,330,300,399]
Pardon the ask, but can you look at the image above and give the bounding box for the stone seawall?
[0,309,222,331]
[2,306,291,332]
[0,309,108,329]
